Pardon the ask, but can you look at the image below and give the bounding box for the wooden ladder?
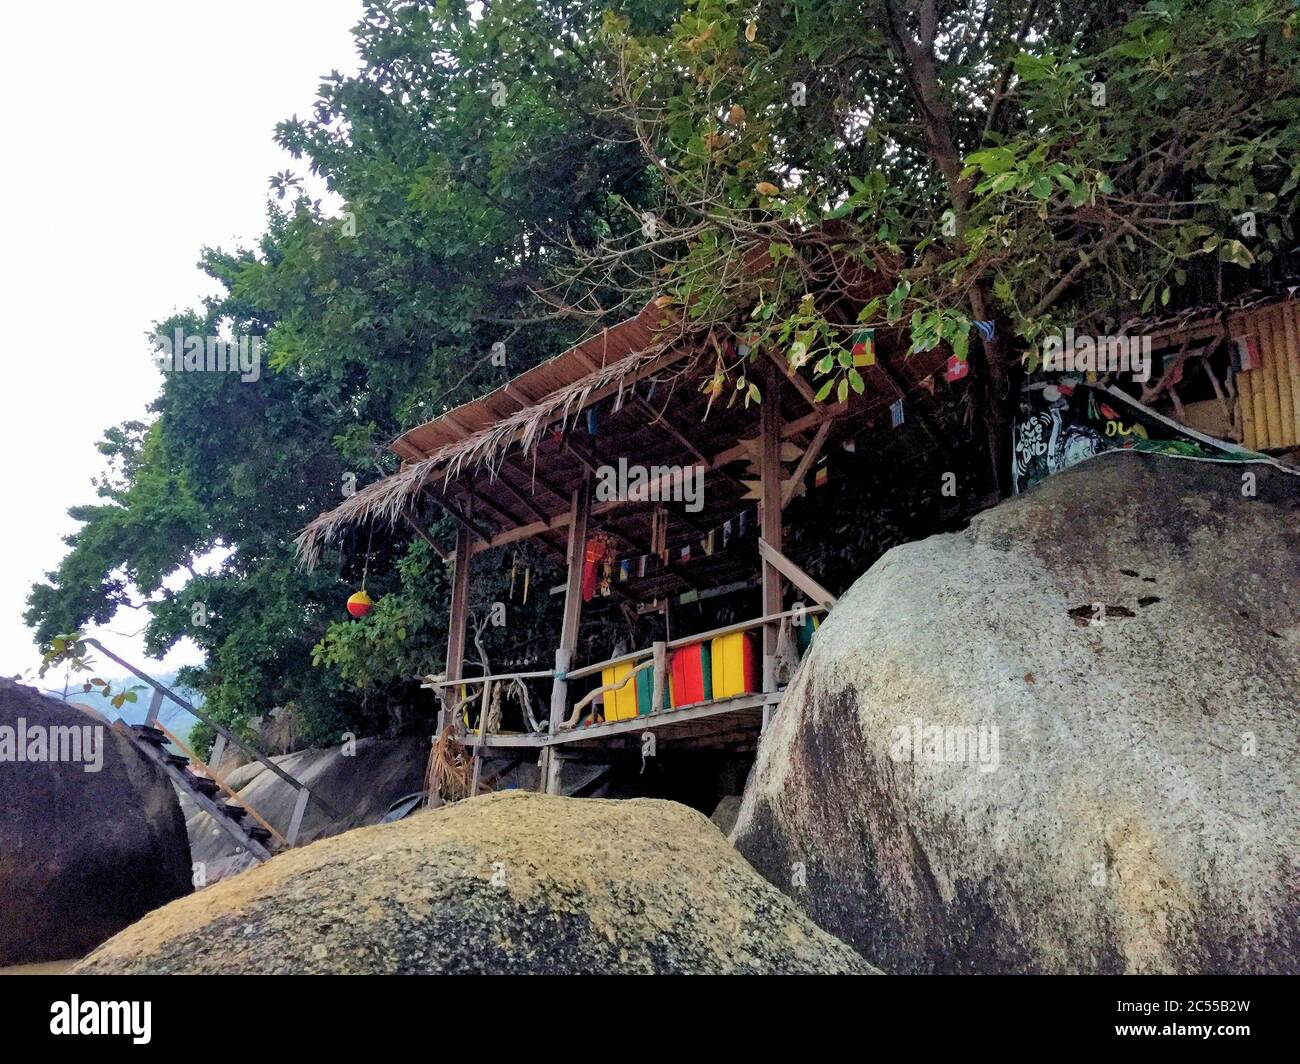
[88,639,341,865]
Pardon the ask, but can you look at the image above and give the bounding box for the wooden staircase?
[87,639,340,865]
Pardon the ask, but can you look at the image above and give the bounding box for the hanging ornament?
[850,328,876,367]
[582,534,609,602]
[347,588,374,618]
[347,523,376,618]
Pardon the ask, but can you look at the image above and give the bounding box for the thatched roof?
[295,303,683,567]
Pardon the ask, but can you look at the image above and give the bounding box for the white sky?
[0,0,363,687]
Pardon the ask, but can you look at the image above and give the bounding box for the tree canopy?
[28,0,1300,749]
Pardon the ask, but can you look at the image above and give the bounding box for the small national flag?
[722,520,733,546]
[638,555,648,578]
[681,544,691,562]
[704,530,715,556]
[944,354,970,382]
[890,397,905,427]
[851,328,876,367]
[619,559,631,582]
[814,461,829,488]
[1233,336,1261,372]
[738,509,749,537]
[974,320,995,342]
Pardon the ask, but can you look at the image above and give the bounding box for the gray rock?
[76,791,877,974]
[711,795,743,836]
[184,735,427,877]
[733,453,1300,973]
[0,677,192,965]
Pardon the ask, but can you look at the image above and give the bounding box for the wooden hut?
[296,291,952,795]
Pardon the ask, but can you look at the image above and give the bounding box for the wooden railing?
[85,638,340,845]
[419,605,827,738]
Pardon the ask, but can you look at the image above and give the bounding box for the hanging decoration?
[598,540,618,598]
[581,534,609,602]
[347,524,376,618]
[347,588,374,618]
[890,397,906,427]
[850,328,876,367]
[944,354,970,382]
[509,555,532,603]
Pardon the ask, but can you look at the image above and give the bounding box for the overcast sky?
[0,0,363,687]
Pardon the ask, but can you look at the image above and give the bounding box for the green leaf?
[1218,239,1254,267]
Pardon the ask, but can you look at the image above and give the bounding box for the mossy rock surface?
[76,790,876,974]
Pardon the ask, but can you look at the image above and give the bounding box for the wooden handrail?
[157,723,290,848]
[422,668,552,690]
[85,638,342,820]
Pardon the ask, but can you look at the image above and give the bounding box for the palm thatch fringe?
[295,339,679,567]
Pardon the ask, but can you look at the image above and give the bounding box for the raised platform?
[461,691,781,756]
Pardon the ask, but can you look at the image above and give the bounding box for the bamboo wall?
[1232,300,1300,451]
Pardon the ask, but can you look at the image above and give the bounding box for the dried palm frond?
[426,723,473,805]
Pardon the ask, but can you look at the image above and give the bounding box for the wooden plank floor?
[461,691,780,755]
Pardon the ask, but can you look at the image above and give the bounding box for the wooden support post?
[651,641,667,713]
[442,523,473,734]
[209,733,227,774]
[759,362,785,730]
[145,688,164,727]
[286,786,312,846]
[542,479,590,794]
[758,538,837,609]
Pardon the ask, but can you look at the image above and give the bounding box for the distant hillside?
[41,670,202,747]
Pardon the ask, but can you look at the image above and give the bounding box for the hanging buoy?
[347,588,373,618]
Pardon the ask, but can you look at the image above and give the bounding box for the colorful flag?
[974,320,995,342]
[1232,336,1261,372]
[944,354,970,382]
[890,397,905,427]
[851,328,876,367]
[814,461,829,488]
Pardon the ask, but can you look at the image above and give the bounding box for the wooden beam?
[782,418,834,508]
[763,346,820,409]
[758,538,837,609]
[443,524,473,733]
[424,487,494,546]
[402,509,450,561]
[489,468,552,526]
[542,478,590,793]
[758,360,784,715]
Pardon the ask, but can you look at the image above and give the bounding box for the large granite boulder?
[733,453,1300,973]
[0,677,192,965]
[75,791,876,974]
